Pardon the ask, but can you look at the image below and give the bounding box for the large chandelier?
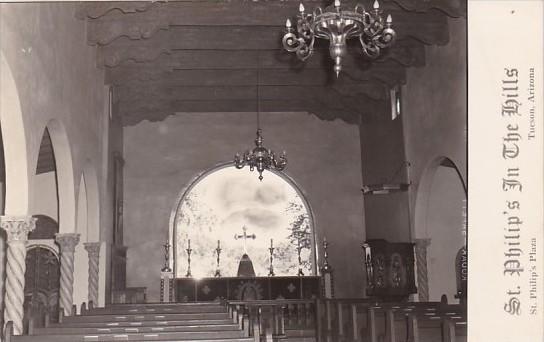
[234,70,287,181]
[282,0,396,76]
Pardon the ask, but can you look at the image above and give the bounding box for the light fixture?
[234,67,287,181]
[361,183,410,195]
[282,0,396,76]
[362,161,410,195]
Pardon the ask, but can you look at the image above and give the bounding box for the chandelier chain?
[233,52,287,181]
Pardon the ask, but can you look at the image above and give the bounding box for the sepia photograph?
[0,0,540,341]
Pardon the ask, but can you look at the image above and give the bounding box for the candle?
[270,238,273,248]
[188,239,191,249]
[217,240,221,249]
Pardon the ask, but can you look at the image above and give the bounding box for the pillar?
[55,233,80,316]
[414,238,431,302]
[84,242,100,305]
[1,215,36,335]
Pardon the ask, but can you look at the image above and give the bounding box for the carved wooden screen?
[24,246,60,329]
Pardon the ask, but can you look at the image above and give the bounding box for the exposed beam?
[96,19,447,66]
[120,97,389,126]
[103,40,425,68]
[77,0,465,22]
[87,3,447,44]
[116,84,389,105]
[107,63,406,88]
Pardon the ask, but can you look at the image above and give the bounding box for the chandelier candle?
[282,0,396,76]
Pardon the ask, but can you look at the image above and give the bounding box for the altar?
[175,276,321,302]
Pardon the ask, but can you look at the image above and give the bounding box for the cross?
[234,226,256,253]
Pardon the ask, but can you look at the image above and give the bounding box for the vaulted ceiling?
[76,0,466,126]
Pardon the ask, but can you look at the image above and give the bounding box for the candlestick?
[161,240,172,272]
[268,239,275,277]
[185,238,192,278]
[297,239,304,276]
[322,237,332,272]
[214,240,222,277]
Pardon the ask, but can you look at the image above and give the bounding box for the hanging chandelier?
[234,69,287,181]
[282,0,396,76]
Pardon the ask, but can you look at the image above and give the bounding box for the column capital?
[55,233,80,253]
[1,215,36,242]
[84,242,101,256]
[414,238,431,249]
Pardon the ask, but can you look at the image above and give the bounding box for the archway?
[45,119,76,234]
[23,245,60,330]
[73,174,88,313]
[169,163,317,278]
[31,127,59,223]
[25,215,60,329]
[414,157,466,302]
[0,51,30,215]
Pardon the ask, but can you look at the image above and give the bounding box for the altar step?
[7,302,255,342]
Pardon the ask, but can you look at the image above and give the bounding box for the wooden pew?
[314,297,466,342]
[368,301,467,342]
[228,299,317,341]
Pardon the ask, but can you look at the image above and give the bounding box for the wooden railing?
[227,299,317,341]
[227,295,466,342]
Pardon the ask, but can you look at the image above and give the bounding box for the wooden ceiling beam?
[104,41,425,70]
[77,0,465,22]
[107,64,406,88]
[96,19,446,66]
[85,1,449,45]
[120,97,389,126]
[116,84,389,104]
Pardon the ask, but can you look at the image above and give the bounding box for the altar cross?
[234,226,256,253]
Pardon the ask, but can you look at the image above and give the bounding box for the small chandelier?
[234,69,287,181]
[282,0,396,76]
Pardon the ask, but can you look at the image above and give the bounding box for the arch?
[28,215,58,240]
[0,51,30,215]
[413,156,466,240]
[168,161,318,277]
[413,156,466,302]
[73,173,89,312]
[45,119,76,233]
[76,173,88,242]
[82,162,100,242]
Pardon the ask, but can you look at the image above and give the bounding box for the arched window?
[172,164,316,278]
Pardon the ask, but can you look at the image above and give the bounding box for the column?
[1,215,36,335]
[84,242,100,306]
[414,238,431,302]
[55,233,80,316]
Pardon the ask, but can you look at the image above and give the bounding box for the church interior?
[0,0,467,341]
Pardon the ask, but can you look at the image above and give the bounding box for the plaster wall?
[360,18,466,244]
[124,112,365,301]
[30,172,58,221]
[360,113,410,241]
[403,17,467,229]
[425,166,465,301]
[0,3,114,304]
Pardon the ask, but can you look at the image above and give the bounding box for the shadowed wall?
[123,112,365,301]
